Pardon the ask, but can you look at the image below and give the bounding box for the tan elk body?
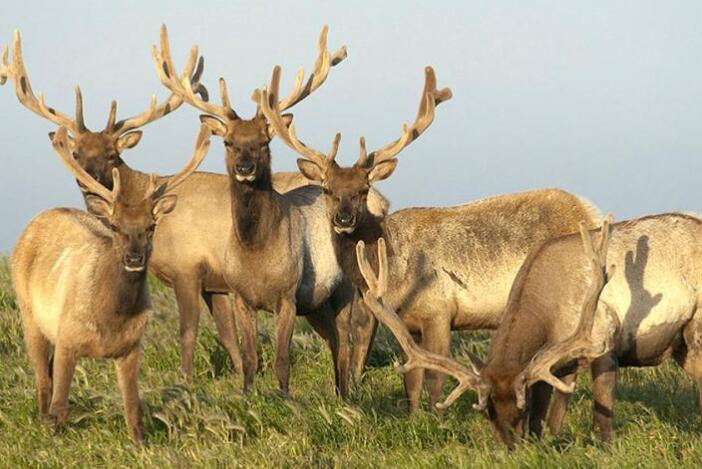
[260,66,600,411]
[11,125,211,444]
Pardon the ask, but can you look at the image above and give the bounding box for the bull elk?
[154,25,388,396]
[11,124,211,444]
[260,65,601,412]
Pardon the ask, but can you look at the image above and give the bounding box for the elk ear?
[367,158,398,183]
[199,115,227,136]
[49,131,74,145]
[152,194,178,221]
[297,158,325,184]
[267,113,293,138]
[116,131,143,151]
[85,195,113,218]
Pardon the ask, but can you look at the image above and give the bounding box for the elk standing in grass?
[11,124,211,444]
[261,66,601,412]
[154,26,386,396]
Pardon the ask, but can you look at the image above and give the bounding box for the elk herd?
[1,25,701,450]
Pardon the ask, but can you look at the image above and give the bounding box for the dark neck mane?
[335,213,386,291]
[229,168,281,247]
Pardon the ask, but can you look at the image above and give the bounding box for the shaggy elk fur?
[260,65,601,412]
[11,125,211,444]
[154,25,388,396]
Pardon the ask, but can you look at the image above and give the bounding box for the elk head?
[1,30,206,190]
[153,25,346,186]
[50,124,212,272]
[259,66,452,234]
[478,216,617,448]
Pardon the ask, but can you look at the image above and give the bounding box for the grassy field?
[1,258,702,468]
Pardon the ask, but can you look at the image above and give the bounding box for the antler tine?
[0,45,9,85]
[257,68,331,168]
[355,239,482,410]
[359,66,452,167]
[75,87,87,132]
[105,100,117,130]
[151,24,228,122]
[152,124,212,197]
[513,215,616,409]
[52,126,116,204]
[276,25,348,112]
[7,30,77,131]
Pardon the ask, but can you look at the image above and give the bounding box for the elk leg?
[305,305,350,399]
[48,344,77,430]
[203,292,243,375]
[234,294,258,393]
[115,347,144,445]
[350,295,378,384]
[403,331,425,414]
[23,316,52,415]
[674,317,702,419]
[274,299,297,395]
[527,381,553,437]
[591,352,618,442]
[546,372,576,435]
[173,276,203,383]
[422,318,451,412]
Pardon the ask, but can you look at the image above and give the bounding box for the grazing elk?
[11,124,212,444]
[154,25,386,397]
[260,66,600,412]
[463,212,702,448]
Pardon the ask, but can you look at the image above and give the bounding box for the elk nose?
[235,161,256,175]
[124,252,145,266]
[334,212,356,227]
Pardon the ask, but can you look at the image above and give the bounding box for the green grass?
[1,258,702,468]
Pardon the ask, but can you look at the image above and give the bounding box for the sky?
[1,1,701,250]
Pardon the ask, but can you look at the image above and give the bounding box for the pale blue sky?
[1,1,702,250]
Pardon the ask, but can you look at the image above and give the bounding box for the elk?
[153,25,388,397]
[1,27,381,383]
[260,65,601,412]
[11,124,212,444]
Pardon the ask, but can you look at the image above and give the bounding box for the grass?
[1,258,702,468]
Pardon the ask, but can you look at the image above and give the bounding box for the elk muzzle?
[123,251,146,272]
[333,211,357,234]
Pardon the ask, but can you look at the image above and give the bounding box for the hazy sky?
[1,1,702,250]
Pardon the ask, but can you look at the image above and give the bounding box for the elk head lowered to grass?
[260,65,601,413]
[11,124,212,444]
[154,25,382,397]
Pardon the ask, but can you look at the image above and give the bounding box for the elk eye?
[108,223,119,232]
[72,151,80,159]
[224,141,233,148]
[147,224,156,233]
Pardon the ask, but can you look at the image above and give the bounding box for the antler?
[153,24,238,120]
[259,66,451,174]
[252,25,347,112]
[356,238,482,409]
[513,215,618,409]
[2,31,78,131]
[149,124,212,198]
[51,126,119,204]
[356,66,452,168]
[114,28,205,134]
[259,66,340,168]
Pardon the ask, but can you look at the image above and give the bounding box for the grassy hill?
[1,257,702,467]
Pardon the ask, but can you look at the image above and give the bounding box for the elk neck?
[335,212,386,292]
[103,247,150,316]
[228,168,282,247]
